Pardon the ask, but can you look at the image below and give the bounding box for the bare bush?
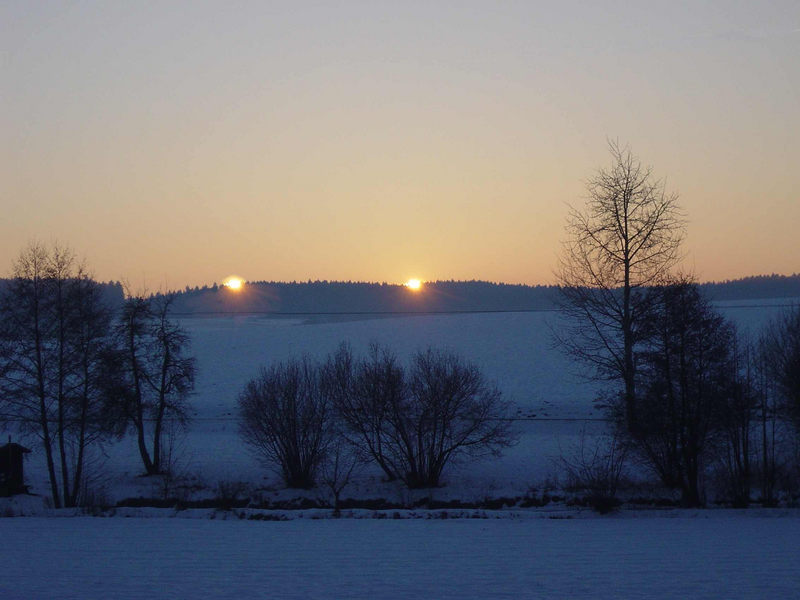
[238,357,331,489]
[214,480,249,511]
[559,429,628,513]
[323,344,404,481]
[318,435,363,516]
[330,345,516,489]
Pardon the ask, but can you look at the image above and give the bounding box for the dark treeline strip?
[158,275,800,316]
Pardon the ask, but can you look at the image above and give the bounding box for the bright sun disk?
[223,276,244,291]
[405,279,422,290]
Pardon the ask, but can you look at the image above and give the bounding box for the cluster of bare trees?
[559,142,800,507]
[633,278,744,506]
[0,243,195,506]
[0,245,116,507]
[238,344,516,495]
[634,290,800,507]
[1,244,512,506]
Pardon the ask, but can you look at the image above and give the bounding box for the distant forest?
[161,274,800,315]
[0,278,125,308]
[1,274,796,315]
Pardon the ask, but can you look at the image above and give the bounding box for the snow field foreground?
[2,514,799,600]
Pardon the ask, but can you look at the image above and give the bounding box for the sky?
[2,2,798,289]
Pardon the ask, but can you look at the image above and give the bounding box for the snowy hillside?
[10,300,793,506]
[3,298,799,600]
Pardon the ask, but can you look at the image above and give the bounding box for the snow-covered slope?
[16,302,796,503]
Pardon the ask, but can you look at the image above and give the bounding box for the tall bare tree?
[557,141,685,431]
[113,293,195,475]
[0,243,116,507]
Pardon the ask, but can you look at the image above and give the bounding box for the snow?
[4,303,800,598]
[188,311,591,419]
[2,513,798,599]
[14,303,795,502]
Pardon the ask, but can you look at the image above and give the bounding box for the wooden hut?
[0,440,31,496]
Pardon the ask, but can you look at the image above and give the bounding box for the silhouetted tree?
[631,279,734,507]
[761,305,800,428]
[238,357,331,489]
[557,141,685,432]
[757,305,800,501]
[755,333,782,505]
[318,433,363,516]
[324,344,404,481]
[399,348,515,487]
[113,293,195,475]
[329,344,516,488]
[0,243,117,507]
[716,338,759,507]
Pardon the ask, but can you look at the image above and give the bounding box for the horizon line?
[139,272,800,296]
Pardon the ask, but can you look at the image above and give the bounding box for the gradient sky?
[2,2,798,289]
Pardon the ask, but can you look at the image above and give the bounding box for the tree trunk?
[136,417,155,475]
[623,261,637,435]
[40,412,61,509]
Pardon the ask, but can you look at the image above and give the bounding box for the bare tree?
[324,343,404,481]
[632,278,734,507]
[318,434,363,516]
[238,357,331,489]
[557,141,685,432]
[755,335,782,505]
[113,293,195,475]
[761,305,800,427]
[0,243,117,507]
[757,305,800,502]
[398,348,516,488]
[330,344,516,489]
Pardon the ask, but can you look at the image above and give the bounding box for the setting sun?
[223,276,244,291]
[405,279,422,291]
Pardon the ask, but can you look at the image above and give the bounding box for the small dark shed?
[0,440,31,496]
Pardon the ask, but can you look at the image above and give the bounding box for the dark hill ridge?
[167,280,560,315]
[1,275,796,315]
[164,274,800,315]
[698,274,800,302]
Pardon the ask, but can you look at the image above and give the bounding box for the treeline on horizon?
[0,274,798,316]
[164,274,800,315]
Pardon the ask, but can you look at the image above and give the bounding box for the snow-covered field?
[16,301,797,503]
[4,302,799,599]
[2,512,799,600]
